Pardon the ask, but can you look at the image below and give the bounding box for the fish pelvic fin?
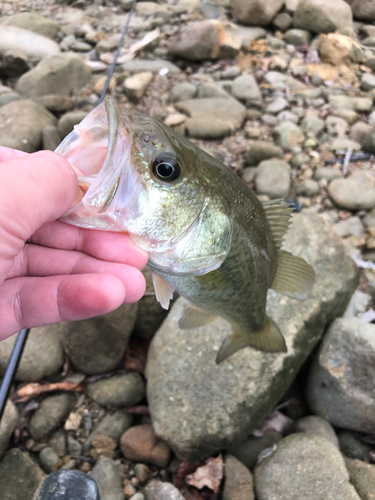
[152,272,174,310]
[178,302,217,330]
[216,318,286,364]
[271,250,315,301]
[262,199,294,250]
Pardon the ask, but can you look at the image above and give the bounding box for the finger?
[0,274,128,342]
[0,146,28,162]
[8,244,146,302]
[30,221,148,269]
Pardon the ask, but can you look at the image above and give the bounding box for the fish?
[56,96,315,364]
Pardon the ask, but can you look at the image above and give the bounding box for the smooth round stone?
[284,29,311,46]
[328,178,375,210]
[87,373,145,407]
[361,73,375,91]
[32,470,99,500]
[296,179,320,197]
[38,447,59,474]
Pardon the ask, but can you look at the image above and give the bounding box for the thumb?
[0,150,81,252]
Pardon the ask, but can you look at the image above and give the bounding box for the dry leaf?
[12,381,85,403]
[185,455,223,493]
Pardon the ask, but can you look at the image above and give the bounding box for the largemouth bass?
[56,97,315,363]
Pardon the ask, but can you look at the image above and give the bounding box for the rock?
[0,26,59,63]
[315,167,343,183]
[307,317,375,433]
[48,429,67,458]
[255,159,291,198]
[122,59,180,75]
[344,290,370,317]
[87,373,145,407]
[82,412,133,455]
[325,116,348,137]
[338,431,372,460]
[239,26,267,51]
[130,494,145,500]
[176,98,246,139]
[1,49,29,78]
[134,267,170,340]
[61,304,138,375]
[231,74,262,108]
[301,115,325,136]
[319,33,364,65]
[361,73,375,91]
[332,217,365,239]
[329,95,373,113]
[43,126,62,151]
[0,100,56,153]
[328,178,375,210]
[291,153,310,168]
[0,325,63,382]
[266,97,288,115]
[90,458,124,500]
[254,434,360,500]
[273,121,305,148]
[265,71,306,91]
[58,111,88,139]
[123,71,153,102]
[144,481,184,500]
[36,95,73,113]
[169,82,197,103]
[345,458,375,499]
[16,52,91,99]
[1,13,60,39]
[351,123,373,147]
[38,447,59,474]
[146,214,358,461]
[0,401,18,459]
[296,179,320,197]
[245,141,283,166]
[284,29,312,45]
[0,92,21,108]
[120,424,170,467]
[223,455,254,500]
[293,0,353,34]
[231,0,284,26]
[32,470,100,500]
[351,0,375,21]
[363,125,375,154]
[29,393,76,441]
[168,20,240,60]
[197,83,230,99]
[289,415,339,447]
[0,448,46,500]
[228,429,283,470]
[273,13,293,31]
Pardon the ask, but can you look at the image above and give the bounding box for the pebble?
[254,434,360,500]
[293,0,353,34]
[144,480,185,500]
[122,59,180,75]
[301,115,325,137]
[328,178,375,211]
[82,411,132,456]
[123,71,153,102]
[245,141,283,166]
[361,73,375,91]
[29,393,76,441]
[291,152,309,168]
[228,429,283,470]
[120,424,171,467]
[0,25,60,62]
[272,121,305,148]
[134,463,151,484]
[0,401,19,459]
[231,74,262,108]
[344,290,370,317]
[38,447,60,474]
[266,97,288,115]
[169,82,197,103]
[90,458,124,500]
[296,179,320,197]
[273,13,293,32]
[338,431,372,460]
[48,429,67,458]
[87,372,145,407]
[332,217,365,239]
[223,455,254,500]
[255,159,291,199]
[307,318,375,434]
[288,415,339,447]
[284,29,312,45]
[325,116,348,137]
[345,458,375,500]
[32,470,100,500]
[314,167,343,183]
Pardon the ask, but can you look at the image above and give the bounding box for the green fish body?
[57,97,315,363]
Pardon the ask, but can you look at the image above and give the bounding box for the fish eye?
[152,152,181,182]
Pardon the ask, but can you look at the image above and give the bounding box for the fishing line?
[0,0,138,422]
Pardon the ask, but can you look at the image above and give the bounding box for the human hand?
[0,147,148,342]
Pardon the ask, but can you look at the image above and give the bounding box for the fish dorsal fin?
[271,250,315,300]
[178,303,217,330]
[216,317,286,364]
[152,272,174,310]
[262,199,294,250]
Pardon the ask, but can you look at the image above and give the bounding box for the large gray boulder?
[16,52,92,99]
[146,214,359,461]
[0,25,59,62]
[306,317,375,434]
[351,0,375,21]
[0,100,56,153]
[294,0,353,34]
[254,434,360,500]
[230,0,284,26]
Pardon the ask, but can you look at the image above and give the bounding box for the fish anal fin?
[152,272,174,310]
[178,304,217,330]
[262,199,294,250]
[271,250,315,300]
[216,318,286,364]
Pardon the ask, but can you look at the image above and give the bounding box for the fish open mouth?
[56,97,135,230]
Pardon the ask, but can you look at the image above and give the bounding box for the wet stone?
[90,457,124,500]
[29,393,76,441]
[169,82,197,103]
[255,159,291,199]
[0,401,19,459]
[338,431,372,460]
[223,455,254,500]
[120,424,171,467]
[288,415,339,447]
[284,29,312,45]
[38,447,59,474]
[296,179,320,197]
[32,470,100,500]
[48,429,67,458]
[87,373,145,407]
[272,121,305,148]
[328,178,375,211]
[144,480,185,500]
[231,74,262,108]
[245,141,283,166]
[82,411,132,456]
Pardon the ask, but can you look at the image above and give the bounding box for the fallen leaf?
[12,381,85,403]
[185,455,223,493]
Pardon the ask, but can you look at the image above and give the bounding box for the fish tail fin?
[216,317,286,364]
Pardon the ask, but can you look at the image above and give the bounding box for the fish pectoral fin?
[271,250,315,300]
[216,318,286,364]
[262,199,294,250]
[178,303,217,330]
[152,272,174,310]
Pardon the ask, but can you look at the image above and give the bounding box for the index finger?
[0,146,28,162]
